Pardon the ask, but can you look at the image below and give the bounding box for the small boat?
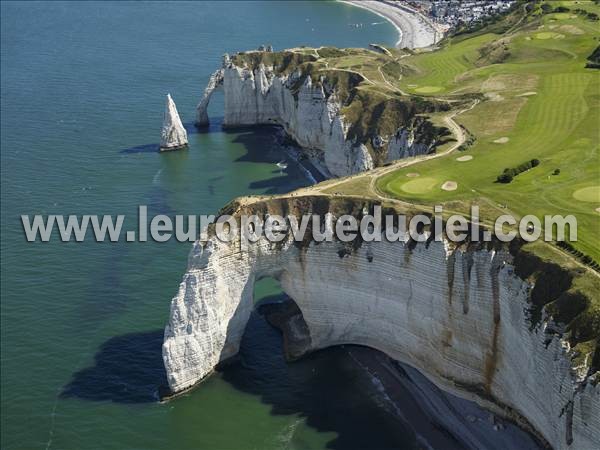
[276,161,288,170]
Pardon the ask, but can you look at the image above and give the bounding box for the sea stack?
[160,94,188,151]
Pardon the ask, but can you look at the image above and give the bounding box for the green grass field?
[377,1,600,262]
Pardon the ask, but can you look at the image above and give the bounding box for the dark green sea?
[1,1,428,449]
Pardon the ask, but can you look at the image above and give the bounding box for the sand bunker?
[414,86,442,93]
[456,155,473,162]
[485,92,504,102]
[559,25,584,35]
[517,91,537,97]
[596,207,600,214]
[483,74,538,93]
[535,32,564,40]
[493,137,510,144]
[406,172,420,178]
[482,78,506,91]
[441,181,458,191]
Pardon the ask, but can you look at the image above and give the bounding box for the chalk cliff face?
[163,196,599,450]
[160,94,188,151]
[196,52,441,177]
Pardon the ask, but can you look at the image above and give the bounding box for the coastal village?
[402,0,516,30]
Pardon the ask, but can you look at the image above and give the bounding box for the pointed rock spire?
[160,94,188,151]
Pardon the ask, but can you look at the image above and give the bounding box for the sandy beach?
[340,0,440,48]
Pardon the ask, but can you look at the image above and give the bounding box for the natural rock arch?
[194,54,440,177]
[196,69,224,127]
[162,197,598,449]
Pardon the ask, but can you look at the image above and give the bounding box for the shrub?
[496,172,514,183]
[553,168,561,175]
[541,4,552,14]
[497,173,514,183]
[586,45,600,69]
[554,6,570,13]
[496,158,540,183]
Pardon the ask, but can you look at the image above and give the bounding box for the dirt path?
[366,99,478,198]
[378,65,408,95]
[290,99,478,199]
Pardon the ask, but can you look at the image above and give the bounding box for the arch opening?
[253,276,312,362]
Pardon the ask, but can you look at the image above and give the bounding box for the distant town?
[402,0,516,30]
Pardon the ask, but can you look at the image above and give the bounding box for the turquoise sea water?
[0,2,423,449]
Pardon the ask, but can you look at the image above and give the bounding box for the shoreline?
[339,0,440,49]
[346,347,544,450]
[338,0,403,47]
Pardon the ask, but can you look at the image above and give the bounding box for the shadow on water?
[61,298,487,449]
[119,121,209,154]
[61,330,167,403]
[191,117,223,135]
[119,143,159,154]
[231,127,317,195]
[119,119,318,194]
[218,306,418,450]
[62,314,415,447]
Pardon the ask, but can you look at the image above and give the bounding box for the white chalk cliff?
[196,53,437,177]
[163,197,599,450]
[160,94,188,151]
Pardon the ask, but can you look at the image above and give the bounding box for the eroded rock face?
[195,56,438,177]
[163,197,599,450]
[258,300,312,361]
[196,69,224,127]
[387,126,431,161]
[160,94,188,151]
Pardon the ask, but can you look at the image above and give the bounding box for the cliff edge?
[195,48,455,177]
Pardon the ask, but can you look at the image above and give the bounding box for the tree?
[497,173,513,183]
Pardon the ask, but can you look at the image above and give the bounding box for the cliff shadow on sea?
[216,298,425,450]
[118,119,322,194]
[214,288,540,450]
[230,126,326,194]
[60,330,167,403]
[58,295,538,450]
[57,283,424,448]
[119,121,207,154]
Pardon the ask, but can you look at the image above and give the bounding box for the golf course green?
[377,0,600,262]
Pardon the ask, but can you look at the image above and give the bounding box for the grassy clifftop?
[375,0,600,263]
[230,2,598,263]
